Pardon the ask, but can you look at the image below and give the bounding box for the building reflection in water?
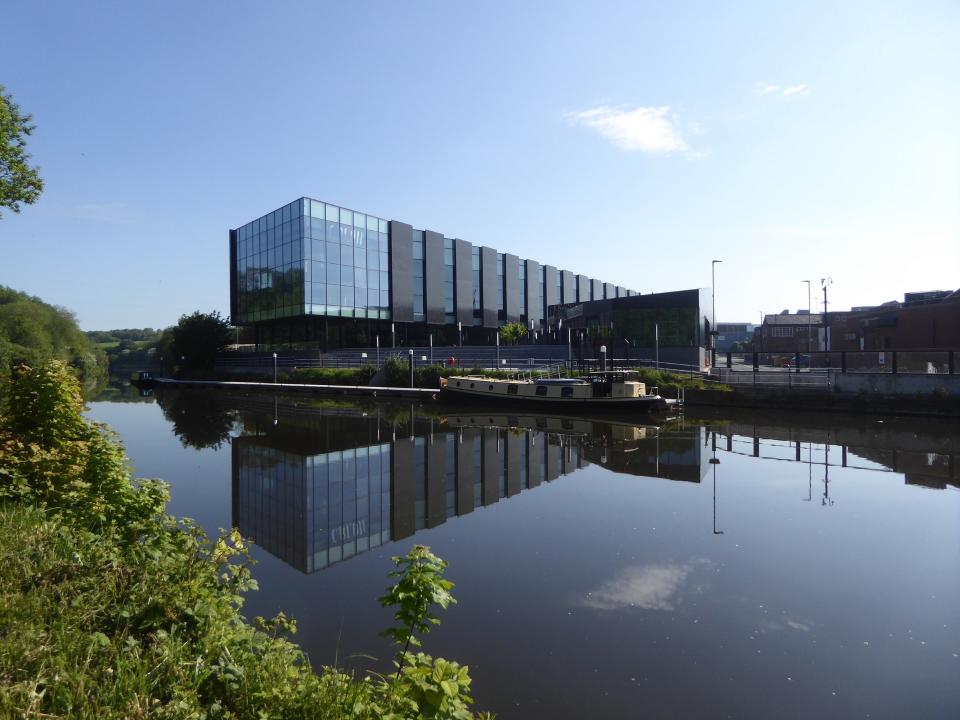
[230,401,707,574]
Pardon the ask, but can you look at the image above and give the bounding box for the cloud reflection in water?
[582,560,706,611]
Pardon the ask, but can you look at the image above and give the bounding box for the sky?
[1,0,957,330]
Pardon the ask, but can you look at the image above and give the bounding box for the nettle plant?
[378,545,491,720]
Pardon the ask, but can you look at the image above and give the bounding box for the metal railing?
[720,349,957,376]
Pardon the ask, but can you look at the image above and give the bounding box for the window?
[561,386,573,398]
[507,384,518,395]
[535,386,548,396]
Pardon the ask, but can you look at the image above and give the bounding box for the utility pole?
[820,278,833,351]
[711,259,722,367]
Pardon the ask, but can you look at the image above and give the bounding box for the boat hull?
[439,385,670,412]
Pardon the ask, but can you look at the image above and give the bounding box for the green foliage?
[0,362,493,719]
[86,328,164,370]
[382,359,515,389]
[379,545,456,653]
[0,361,166,532]
[377,545,483,719]
[0,286,107,391]
[289,365,376,386]
[169,311,232,372]
[498,322,527,345]
[0,84,43,218]
[386,653,477,720]
[633,367,726,392]
[86,328,160,344]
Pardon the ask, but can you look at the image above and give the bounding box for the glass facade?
[234,197,389,324]
[412,230,425,321]
[231,196,640,345]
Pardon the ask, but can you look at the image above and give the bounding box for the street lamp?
[820,277,833,351]
[801,280,812,354]
[272,352,278,383]
[711,259,722,365]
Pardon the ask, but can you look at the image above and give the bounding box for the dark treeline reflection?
[224,396,708,574]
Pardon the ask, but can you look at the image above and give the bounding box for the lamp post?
[711,259,722,366]
[820,277,833,351]
[802,280,812,354]
[272,352,278,384]
[758,312,763,355]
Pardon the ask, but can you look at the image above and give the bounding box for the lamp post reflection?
[710,430,723,535]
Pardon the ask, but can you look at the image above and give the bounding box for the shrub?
[0,361,493,719]
[289,365,376,386]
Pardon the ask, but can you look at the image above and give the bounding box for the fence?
[720,349,957,376]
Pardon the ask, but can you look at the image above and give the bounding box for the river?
[87,388,960,719]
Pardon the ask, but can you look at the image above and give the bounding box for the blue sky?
[1,0,957,330]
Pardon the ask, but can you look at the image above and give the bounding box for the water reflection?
[228,400,708,573]
[91,393,960,719]
[154,390,960,578]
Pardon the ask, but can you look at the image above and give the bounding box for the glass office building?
[230,197,637,349]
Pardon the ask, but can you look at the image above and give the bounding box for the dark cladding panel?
[229,229,238,321]
[480,246,498,328]
[526,436,542,488]
[456,429,477,516]
[525,259,540,324]
[546,442,561,481]
[454,239,472,325]
[391,439,416,540]
[504,253,520,322]
[481,428,500,506]
[389,221,414,322]
[592,278,603,301]
[544,265,559,311]
[577,274,590,303]
[505,433,521,497]
[425,436,446,528]
[605,282,615,300]
[562,270,575,305]
[424,230,445,324]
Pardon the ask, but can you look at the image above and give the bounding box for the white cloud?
[570,105,688,153]
[756,82,811,98]
[581,561,705,611]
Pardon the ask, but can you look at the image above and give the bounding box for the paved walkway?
[153,377,437,399]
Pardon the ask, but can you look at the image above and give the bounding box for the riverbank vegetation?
[0,361,492,719]
[0,286,107,392]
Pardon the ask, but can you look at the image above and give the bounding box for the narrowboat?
[439,370,675,412]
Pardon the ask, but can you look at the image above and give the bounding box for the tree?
[0,285,107,390]
[0,84,43,218]
[499,321,528,345]
[168,311,232,372]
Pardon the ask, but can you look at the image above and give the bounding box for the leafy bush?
[0,361,493,718]
[289,365,376,386]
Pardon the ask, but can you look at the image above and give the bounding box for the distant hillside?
[0,286,107,389]
[85,327,165,370]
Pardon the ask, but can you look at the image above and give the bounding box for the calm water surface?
[88,390,960,719]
